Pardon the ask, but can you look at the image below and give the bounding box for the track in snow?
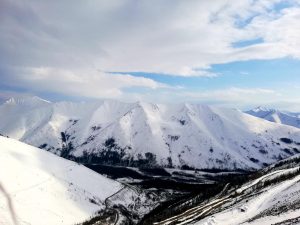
[154,170,288,225]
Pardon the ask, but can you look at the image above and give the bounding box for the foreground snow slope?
[154,157,300,225]
[246,106,300,129]
[1,96,300,170]
[194,163,300,225]
[0,136,122,225]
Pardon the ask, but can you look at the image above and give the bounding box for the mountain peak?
[250,106,275,113]
[246,106,300,129]
[0,99,299,170]
[4,96,51,106]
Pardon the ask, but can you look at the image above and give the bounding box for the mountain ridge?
[0,97,300,170]
[246,107,300,129]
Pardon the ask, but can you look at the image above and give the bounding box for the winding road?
[153,169,286,225]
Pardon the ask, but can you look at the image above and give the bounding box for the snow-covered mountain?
[0,135,159,225]
[0,96,300,170]
[0,135,121,225]
[246,106,300,129]
[195,166,300,225]
[153,154,300,225]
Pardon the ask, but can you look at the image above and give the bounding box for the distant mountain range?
[0,96,299,170]
[246,106,300,129]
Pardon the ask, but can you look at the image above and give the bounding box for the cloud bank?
[0,0,300,106]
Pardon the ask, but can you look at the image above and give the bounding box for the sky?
[1,0,300,110]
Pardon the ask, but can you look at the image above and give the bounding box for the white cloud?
[0,0,300,102]
[1,0,300,77]
[106,86,300,111]
[182,87,278,103]
[6,67,167,99]
[166,87,300,111]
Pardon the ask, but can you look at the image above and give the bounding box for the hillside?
[144,155,300,225]
[0,135,123,224]
[0,136,158,225]
[0,97,300,170]
[193,157,300,225]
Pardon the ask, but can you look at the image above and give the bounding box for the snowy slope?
[193,161,300,225]
[153,157,300,225]
[0,97,300,170]
[0,135,122,225]
[246,106,300,129]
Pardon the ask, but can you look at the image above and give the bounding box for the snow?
[0,136,122,225]
[1,96,300,170]
[194,169,300,225]
[154,159,300,225]
[246,107,300,129]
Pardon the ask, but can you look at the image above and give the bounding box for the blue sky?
[115,57,300,110]
[0,0,300,110]
[117,57,300,91]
